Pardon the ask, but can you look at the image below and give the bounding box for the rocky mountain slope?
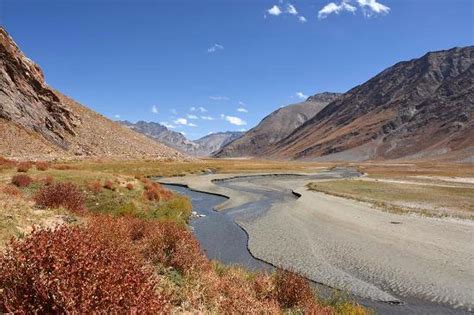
[119,120,199,155]
[268,46,474,161]
[119,120,242,156]
[0,27,186,161]
[195,131,243,155]
[215,92,341,157]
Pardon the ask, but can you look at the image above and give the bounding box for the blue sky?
[2,0,473,140]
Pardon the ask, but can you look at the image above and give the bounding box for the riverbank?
[159,168,474,314]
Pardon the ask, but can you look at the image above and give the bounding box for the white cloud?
[298,16,307,23]
[268,5,282,16]
[318,1,357,19]
[198,106,207,112]
[224,115,247,126]
[187,114,198,119]
[174,118,188,125]
[160,122,176,129]
[201,116,215,120]
[296,92,308,99]
[114,114,121,119]
[286,4,298,15]
[209,95,229,101]
[318,0,389,19]
[190,106,196,111]
[357,0,390,16]
[171,108,177,115]
[151,105,159,114]
[207,43,224,53]
[237,107,248,113]
[174,117,197,127]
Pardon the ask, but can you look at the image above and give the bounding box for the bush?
[0,225,165,313]
[35,161,49,171]
[126,183,134,190]
[103,180,115,191]
[1,185,22,197]
[143,181,173,202]
[34,182,85,213]
[87,180,102,193]
[16,162,32,173]
[274,269,322,312]
[11,174,32,187]
[88,216,207,274]
[143,187,160,201]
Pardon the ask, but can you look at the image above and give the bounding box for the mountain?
[195,131,243,155]
[267,47,474,161]
[214,92,341,157]
[119,120,199,155]
[0,27,186,161]
[119,120,243,156]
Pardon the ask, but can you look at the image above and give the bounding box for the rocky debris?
[215,92,341,157]
[0,27,188,161]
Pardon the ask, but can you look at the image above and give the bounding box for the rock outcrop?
[0,27,187,161]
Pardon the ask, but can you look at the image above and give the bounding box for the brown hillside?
[0,27,187,161]
[268,47,474,162]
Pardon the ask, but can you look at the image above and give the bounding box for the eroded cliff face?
[0,28,80,149]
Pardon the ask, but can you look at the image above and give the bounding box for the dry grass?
[353,162,474,178]
[0,185,72,249]
[307,179,474,219]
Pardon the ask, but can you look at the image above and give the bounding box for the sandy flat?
[159,170,474,311]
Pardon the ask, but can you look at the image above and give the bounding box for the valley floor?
[160,165,474,313]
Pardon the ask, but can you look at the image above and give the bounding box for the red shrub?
[16,162,32,173]
[0,225,165,313]
[274,270,320,311]
[126,183,134,190]
[88,180,102,193]
[88,216,208,274]
[35,161,49,171]
[1,185,22,197]
[103,180,115,191]
[142,181,174,202]
[11,174,32,188]
[143,187,160,201]
[34,182,85,213]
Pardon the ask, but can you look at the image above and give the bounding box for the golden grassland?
[307,179,474,219]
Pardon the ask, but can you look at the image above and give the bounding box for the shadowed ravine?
[160,169,472,315]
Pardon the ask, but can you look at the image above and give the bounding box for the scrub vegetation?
[0,157,368,313]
